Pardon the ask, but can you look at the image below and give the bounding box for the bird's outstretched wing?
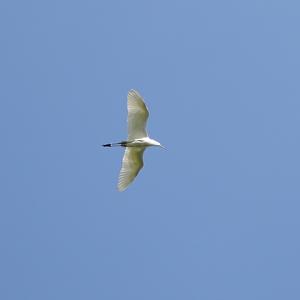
[127,90,149,140]
[118,147,146,191]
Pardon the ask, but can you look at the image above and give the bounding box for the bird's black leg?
[102,141,128,147]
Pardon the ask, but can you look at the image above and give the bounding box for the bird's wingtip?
[117,185,126,192]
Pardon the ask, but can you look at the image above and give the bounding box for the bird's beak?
[160,144,166,150]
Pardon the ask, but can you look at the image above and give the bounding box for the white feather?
[127,90,149,140]
[118,147,145,191]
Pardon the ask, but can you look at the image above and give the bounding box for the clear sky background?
[1,0,300,299]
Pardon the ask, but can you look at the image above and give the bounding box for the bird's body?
[103,137,161,148]
[103,90,163,192]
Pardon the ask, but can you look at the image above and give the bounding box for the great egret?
[103,89,164,191]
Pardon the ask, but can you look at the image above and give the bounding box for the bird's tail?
[102,141,126,147]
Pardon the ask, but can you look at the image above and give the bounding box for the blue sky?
[1,0,300,299]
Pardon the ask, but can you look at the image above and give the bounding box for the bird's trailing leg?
[102,141,127,147]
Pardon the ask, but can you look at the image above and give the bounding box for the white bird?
[103,89,164,191]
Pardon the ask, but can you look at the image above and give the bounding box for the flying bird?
[103,89,164,191]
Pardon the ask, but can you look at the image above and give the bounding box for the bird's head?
[151,139,165,149]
